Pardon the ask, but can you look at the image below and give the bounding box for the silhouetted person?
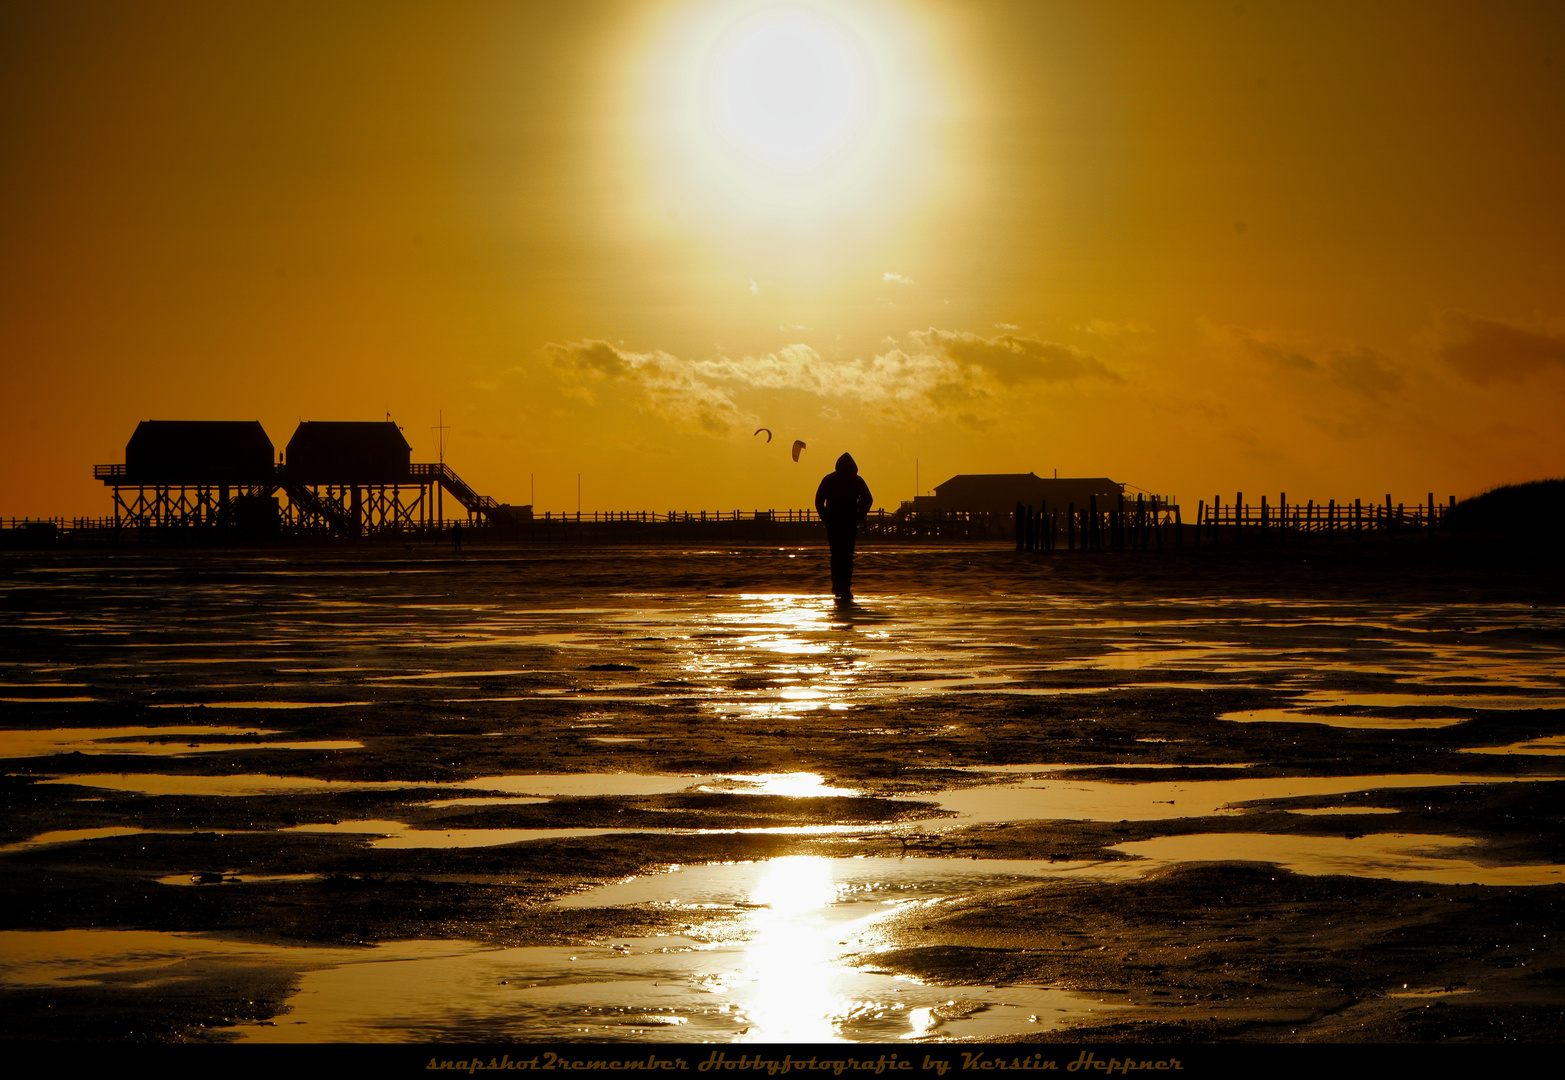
[451,522,462,553]
[815,452,873,600]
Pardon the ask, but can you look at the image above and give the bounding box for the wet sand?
[2,538,1563,1042]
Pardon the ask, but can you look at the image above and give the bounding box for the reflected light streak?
[735,856,852,1041]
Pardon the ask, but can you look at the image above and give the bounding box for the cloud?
[1439,313,1565,384]
[1221,323,1408,399]
[1079,318,1152,336]
[1326,348,1404,399]
[911,329,1123,387]
[883,272,913,284]
[545,328,1120,433]
[748,278,759,296]
[1228,326,1320,373]
[543,340,754,436]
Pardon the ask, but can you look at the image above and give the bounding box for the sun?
[638,0,937,221]
[707,8,868,174]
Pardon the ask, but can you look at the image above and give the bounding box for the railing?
[1191,493,1451,546]
[410,462,501,515]
[8,491,1465,550]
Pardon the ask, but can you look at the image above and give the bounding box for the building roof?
[284,421,412,484]
[917,473,1126,513]
[122,421,276,484]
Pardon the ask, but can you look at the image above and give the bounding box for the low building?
[121,420,276,485]
[906,473,1165,514]
[283,421,411,484]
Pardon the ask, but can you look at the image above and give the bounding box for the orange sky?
[3,0,1563,517]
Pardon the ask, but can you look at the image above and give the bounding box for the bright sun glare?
[642,0,934,221]
[709,10,868,173]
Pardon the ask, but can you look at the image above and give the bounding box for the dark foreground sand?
[1,537,1563,1043]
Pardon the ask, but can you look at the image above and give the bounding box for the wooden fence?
[3,495,1458,550]
[1010,492,1456,553]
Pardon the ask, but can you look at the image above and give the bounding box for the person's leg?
[828,523,857,597]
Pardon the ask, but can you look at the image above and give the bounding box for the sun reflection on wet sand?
[227,855,1127,1042]
[735,856,843,1041]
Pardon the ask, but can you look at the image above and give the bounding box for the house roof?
[123,420,275,484]
[284,421,412,483]
[918,473,1127,512]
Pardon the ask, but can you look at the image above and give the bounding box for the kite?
[791,440,806,462]
[754,428,772,442]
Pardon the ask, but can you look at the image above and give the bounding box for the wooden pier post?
[1236,492,1243,547]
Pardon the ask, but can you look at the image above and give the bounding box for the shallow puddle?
[1463,736,1565,756]
[920,773,1554,823]
[0,726,362,758]
[249,855,1126,1043]
[1112,833,1565,886]
[34,770,855,801]
[0,827,157,854]
[157,872,323,887]
[145,701,374,710]
[1222,709,1468,729]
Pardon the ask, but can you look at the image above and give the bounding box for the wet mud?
[2,540,1563,1042]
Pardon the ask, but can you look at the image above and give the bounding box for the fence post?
[1235,492,1243,547]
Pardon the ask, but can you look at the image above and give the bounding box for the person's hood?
[835,453,858,474]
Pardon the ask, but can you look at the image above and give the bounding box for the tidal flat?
[2,540,1563,1043]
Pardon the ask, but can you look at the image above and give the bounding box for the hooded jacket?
[814,453,874,526]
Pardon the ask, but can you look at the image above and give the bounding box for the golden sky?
[3,0,1563,516]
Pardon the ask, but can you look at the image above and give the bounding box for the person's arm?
[857,478,873,521]
[815,476,830,518]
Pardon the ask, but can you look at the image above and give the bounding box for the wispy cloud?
[543,340,754,435]
[545,328,1121,434]
[882,272,913,284]
[1439,312,1565,384]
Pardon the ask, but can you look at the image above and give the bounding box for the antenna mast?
[432,411,451,465]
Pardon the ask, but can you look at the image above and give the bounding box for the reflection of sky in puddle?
[284,820,634,847]
[0,726,362,758]
[1222,709,1468,729]
[366,669,533,681]
[0,827,155,854]
[157,872,323,887]
[35,771,721,797]
[1285,806,1401,815]
[233,856,1124,1043]
[31,768,856,807]
[1463,735,1565,756]
[921,774,1557,823]
[1113,833,1565,886]
[1298,691,1565,710]
[145,701,373,710]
